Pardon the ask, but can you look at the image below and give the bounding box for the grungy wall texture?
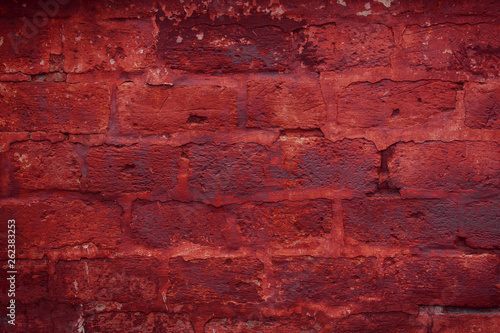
[0,0,499,332]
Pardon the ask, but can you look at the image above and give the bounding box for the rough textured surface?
[117,83,238,134]
[1,0,499,332]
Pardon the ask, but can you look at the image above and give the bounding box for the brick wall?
[1,0,499,332]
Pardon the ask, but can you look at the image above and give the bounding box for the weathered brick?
[0,19,51,74]
[247,77,327,129]
[298,23,394,71]
[226,200,333,247]
[187,143,270,200]
[62,20,156,73]
[388,141,500,191]
[0,198,122,251]
[274,137,379,192]
[333,312,426,333]
[464,82,500,129]
[2,141,82,192]
[338,81,459,128]
[187,138,379,200]
[85,144,180,193]
[205,315,321,333]
[131,200,226,247]
[343,198,459,247]
[0,82,110,133]
[52,258,158,304]
[460,200,500,249]
[401,24,499,76]
[116,83,238,134]
[166,257,264,304]
[431,313,500,333]
[272,256,378,305]
[381,254,500,307]
[156,22,293,72]
[86,312,194,333]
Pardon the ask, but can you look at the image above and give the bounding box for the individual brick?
[2,141,82,192]
[431,313,500,333]
[166,257,264,304]
[0,82,110,133]
[85,312,194,333]
[84,144,180,193]
[187,143,270,200]
[343,198,459,247]
[204,315,321,333]
[0,19,51,74]
[187,138,380,200]
[271,256,378,305]
[298,23,394,71]
[337,81,460,128]
[116,83,238,134]
[156,22,294,72]
[387,141,500,191]
[460,200,500,249]
[273,137,379,192]
[381,254,500,307]
[62,20,156,73]
[0,198,122,251]
[51,258,158,304]
[130,200,227,247]
[464,82,500,129]
[247,77,327,129]
[401,23,499,76]
[225,199,333,247]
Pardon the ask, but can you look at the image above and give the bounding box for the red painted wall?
[1,0,499,332]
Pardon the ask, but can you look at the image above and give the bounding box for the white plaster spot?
[16,153,28,163]
[337,0,347,6]
[73,280,78,296]
[271,5,285,16]
[176,35,183,43]
[77,315,85,333]
[95,304,105,312]
[196,32,204,40]
[364,2,371,9]
[110,58,115,65]
[374,0,393,7]
[356,10,371,16]
[0,37,4,47]
[162,291,168,311]
[75,36,81,41]
[40,60,44,66]
[443,49,453,54]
